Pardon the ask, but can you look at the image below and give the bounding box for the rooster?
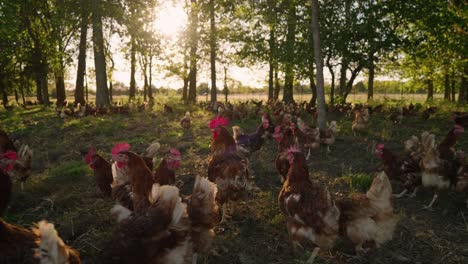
[295,118,320,159]
[112,142,155,214]
[232,115,270,157]
[180,112,192,130]
[154,148,181,185]
[208,116,256,222]
[375,143,422,198]
[437,124,464,161]
[104,176,218,264]
[85,148,113,196]
[0,151,16,215]
[274,125,296,182]
[320,121,338,154]
[278,147,340,263]
[336,171,398,253]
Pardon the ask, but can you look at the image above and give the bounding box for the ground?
[1,96,468,264]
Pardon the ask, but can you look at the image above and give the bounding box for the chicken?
[278,147,340,263]
[232,116,270,157]
[0,129,16,153]
[104,177,217,264]
[112,142,155,214]
[75,103,87,118]
[389,108,403,124]
[164,104,173,113]
[274,125,296,182]
[455,151,468,208]
[336,171,398,252]
[154,148,181,185]
[420,135,460,209]
[320,121,338,154]
[0,130,33,189]
[295,118,320,159]
[0,218,81,263]
[352,109,369,135]
[0,151,16,215]
[208,116,256,222]
[85,148,113,196]
[375,143,422,198]
[454,112,468,127]
[437,124,464,160]
[141,141,161,171]
[110,162,133,212]
[180,112,192,130]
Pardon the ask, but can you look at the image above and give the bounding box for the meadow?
[1,95,467,263]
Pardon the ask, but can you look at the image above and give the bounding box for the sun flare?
[153,2,187,38]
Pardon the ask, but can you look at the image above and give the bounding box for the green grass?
[1,97,468,263]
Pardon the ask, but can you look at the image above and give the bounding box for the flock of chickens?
[1,99,467,264]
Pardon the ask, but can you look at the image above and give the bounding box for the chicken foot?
[423,193,439,210]
[307,247,320,264]
[408,187,419,198]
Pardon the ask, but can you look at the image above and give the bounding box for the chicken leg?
[393,189,408,198]
[192,253,198,264]
[423,193,438,210]
[408,187,419,198]
[306,149,311,160]
[307,247,320,264]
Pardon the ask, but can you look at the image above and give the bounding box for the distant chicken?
[180,112,192,130]
[295,118,320,159]
[164,104,173,113]
[375,143,422,198]
[232,115,270,157]
[208,116,256,222]
[85,148,113,196]
[320,121,338,154]
[278,147,340,263]
[352,109,369,135]
[389,108,404,124]
[336,171,399,252]
[103,176,218,264]
[112,142,155,214]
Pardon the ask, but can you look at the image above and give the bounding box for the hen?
[274,125,296,181]
[232,115,270,157]
[278,147,340,263]
[437,124,464,160]
[85,148,113,196]
[208,116,256,222]
[320,121,338,154]
[104,176,218,264]
[336,171,398,252]
[153,148,181,186]
[180,112,192,130]
[0,130,33,189]
[352,109,369,135]
[295,118,320,159]
[0,151,16,215]
[112,142,155,214]
[164,104,173,113]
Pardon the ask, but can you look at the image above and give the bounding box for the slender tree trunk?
[74,0,87,105]
[326,57,335,105]
[148,53,153,101]
[223,66,228,102]
[209,0,217,103]
[182,76,189,103]
[427,79,434,101]
[367,57,375,101]
[38,62,49,105]
[451,72,456,102]
[188,0,199,104]
[282,1,296,103]
[143,60,148,102]
[309,61,317,106]
[338,0,351,97]
[311,0,326,129]
[92,0,109,107]
[268,25,276,100]
[274,67,280,100]
[109,81,113,102]
[35,76,42,103]
[20,75,26,105]
[460,64,468,103]
[343,65,364,100]
[0,74,7,107]
[444,73,450,100]
[129,37,136,100]
[55,72,66,106]
[14,89,18,103]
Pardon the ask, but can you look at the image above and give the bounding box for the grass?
[2,96,468,263]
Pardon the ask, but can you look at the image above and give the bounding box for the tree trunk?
[343,64,364,101]
[223,66,228,102]
[143,61,148,102]
[444,73,450,100]
[274,62,280,100]
[20,76,26,105]
[311,0,326,129]
[148,54,153,101]
[109,81,113,102]
[309,64,317,106]
[282,1,296,103]
[55,71,66,106]
[129,37,136,100]
[92,0,109,107]
[188,0,199,104]
[74,0,87,105]
[268,25,276,101]
[38,62,49,105]
[367,57,375,101]
[460,64,468,103]
[0,74,7,107]
[14,89,18,103]
[35,75,42,103]
[209,0,217,103]
[427,79,434,101]
[451,72,456,102]
[326,57,335,105]
[338,0,351,97]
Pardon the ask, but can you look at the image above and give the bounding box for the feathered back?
[367,171,392,201]
[33,221,79,264]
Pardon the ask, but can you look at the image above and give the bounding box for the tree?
[282,0,297,103]
[75,0,89,105]
[311,0,326,130]
[92,0,110,107]
[209,0,217,103]
[188,0,199,104]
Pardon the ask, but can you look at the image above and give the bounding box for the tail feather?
[143,141,161,159]
[33,221,70,264]
[111,204,133,223]
[149,184,187,225]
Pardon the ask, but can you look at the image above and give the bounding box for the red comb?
[85,148,95,164]
[112,142,131,156]
[274,125,281,133]
[2,150,17,161]
[376,143,384,149]
[209,116,229,129]
[455,124,464,131]
[170,148,181,156]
